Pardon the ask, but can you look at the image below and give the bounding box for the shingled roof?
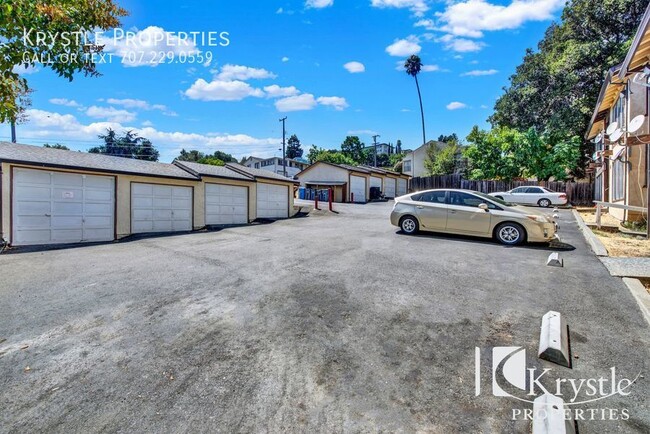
[225,163,299,184]
[0,142,199,180]
[173,160,254,181]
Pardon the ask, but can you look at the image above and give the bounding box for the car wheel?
[537,198,551,208]
[495,222,525,245]
[400,215,419,235]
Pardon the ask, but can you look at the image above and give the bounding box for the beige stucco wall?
[0,163,297,244]
[297,163,349,185]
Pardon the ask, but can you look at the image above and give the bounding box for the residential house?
[241,156,309,178]
[585,2,650,223]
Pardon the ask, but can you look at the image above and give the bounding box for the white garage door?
[370,176,382,190]
[397,178,407,196]
[350,175,366,202]
[257,183,288,219]
[131,183,192,233]
[384,178,396,198]
[205,183,248,225]
[12,168,114,246]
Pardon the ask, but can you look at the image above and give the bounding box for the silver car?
[390,189,557,245]
[489,186,568,207]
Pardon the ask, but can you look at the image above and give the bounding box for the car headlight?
[526,215,547,222]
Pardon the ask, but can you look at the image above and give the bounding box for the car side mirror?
[478,203,489,211]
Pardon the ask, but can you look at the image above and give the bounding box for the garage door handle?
[44,213,51,217]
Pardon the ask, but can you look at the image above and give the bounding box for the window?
[416,191,446,204]
[612,159,625,201]
[526,187,544,194]
[403,160,412,172]
[255,163,260,169]
[511,187,528,193]
[449,191,497,209]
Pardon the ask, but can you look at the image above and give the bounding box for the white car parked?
[489,186,568,207]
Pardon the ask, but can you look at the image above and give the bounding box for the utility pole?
[10,121,16,143]
[279,117,287,177]
[372,134,380,167]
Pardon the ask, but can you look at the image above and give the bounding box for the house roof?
[173,160,254,181]
[225,162,299,184]
[586,65,624,139]
[337,163,371,174]
[0,141,199,180]
[619,2,650,79]
[296,160,409,178]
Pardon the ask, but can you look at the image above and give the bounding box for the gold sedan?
[390,189,557,245]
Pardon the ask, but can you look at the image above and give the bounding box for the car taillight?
[559,194,566,199]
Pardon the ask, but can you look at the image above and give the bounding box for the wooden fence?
[409,175,594,206]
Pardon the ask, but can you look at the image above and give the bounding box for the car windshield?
[474,191,514,207]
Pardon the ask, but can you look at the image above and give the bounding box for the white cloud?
[394,61,439,72]
[344,61,366,73]
[10,109,280,160]
[461,69,498,76]
[184,79,265,101]
[317,96,349,111]
[371,0,429,17]
[102,26,198,67]
[306,0,334,8]
[106,98,177,116]
[263,85,300,98]
[216,64,277,81]
[400,108,411,112]
[275,94,318,112]
[414,18,435,30]
[446,101,467,110]
[12,64,39,75]
[421,64,440,72]
[348,129,378,136]
[386,36,421,56]
[86,106,137,123]
[142,120,154,127]
[439,35,484,52]
[282,56,290,62]
[436,0,564,38]
[49,98,80,107]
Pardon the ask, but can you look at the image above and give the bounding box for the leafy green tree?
[425,142,459,175]
[43,143,69,150]
[177,149,205,162]
[1,1,128,123]
[199,157,225,166]
[307,145,322,164]
[463,126,580,181]
[404,55,426,146]
[437,133,460,145]
[489,0,647,175]
[89,128,159,161]
[395,139,402,154]
[315,151,356,165]
[340,136,365,164]
[176,149,235,164]
[286,134,303,159]
[463,127,522,180]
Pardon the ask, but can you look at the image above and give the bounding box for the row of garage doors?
[350,175,408,202]
[12,168,289,246]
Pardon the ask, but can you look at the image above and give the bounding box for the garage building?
[0,142,296,247]
[296,162,372,203]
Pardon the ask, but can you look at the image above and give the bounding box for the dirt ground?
[579,211,649,257]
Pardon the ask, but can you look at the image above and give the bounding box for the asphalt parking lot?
[1,202,648,433]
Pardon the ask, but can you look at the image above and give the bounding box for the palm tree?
[404,55,426,146]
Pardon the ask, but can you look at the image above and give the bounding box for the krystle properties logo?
[474,346,640,405]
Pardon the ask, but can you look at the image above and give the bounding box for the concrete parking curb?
[622,278,650,326]
[571,209,608,256]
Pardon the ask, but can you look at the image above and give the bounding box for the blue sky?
[3,0,566,162]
